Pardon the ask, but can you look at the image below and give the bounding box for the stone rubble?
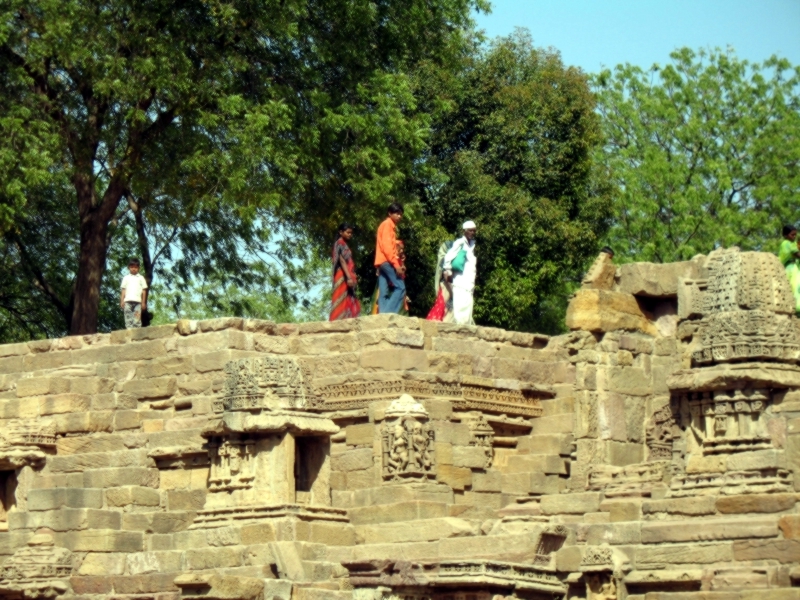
[0,247,797,599]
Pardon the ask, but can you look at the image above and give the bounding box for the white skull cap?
[462,220,476,230]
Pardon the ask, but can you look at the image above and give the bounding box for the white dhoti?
[452,281,474,325]
[443,235,477,325]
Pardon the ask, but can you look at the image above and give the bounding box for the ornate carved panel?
[217,357,312,412]
[0,533,72,600]
[381,396,435,482]
[645,405,677,461]
[310,378,545,417]
[207,438,256,492]
[0,420,56,470]
[673,389,772,455]
[463,413,494,469]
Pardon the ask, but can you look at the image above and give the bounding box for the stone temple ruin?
[0,246,798,600]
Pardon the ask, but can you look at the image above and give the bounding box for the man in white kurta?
[443,221,477,325]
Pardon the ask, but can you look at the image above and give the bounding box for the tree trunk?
[69,176,125,335]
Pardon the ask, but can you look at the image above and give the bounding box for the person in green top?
[779,224,800,316]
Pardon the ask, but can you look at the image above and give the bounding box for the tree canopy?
[0,0,485,338]
[595,48,800,263]
[397,32,612,333]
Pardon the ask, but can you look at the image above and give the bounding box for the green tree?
[595,48,800,263]
[0,0,485,337]
[398,31,612,333]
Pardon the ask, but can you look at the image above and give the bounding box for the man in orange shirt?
[374,203,406,313]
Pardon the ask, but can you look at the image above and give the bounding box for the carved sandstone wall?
[0,247,797,600]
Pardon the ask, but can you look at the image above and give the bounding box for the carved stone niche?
[673,389,773,456]
[569,545,631,600]
[0,420,56,470]
[381,395,435,483]
[461,412,494,469]
[191,358,347,529]
[0,532,72,600]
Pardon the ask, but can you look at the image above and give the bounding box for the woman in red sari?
[330,223,361,321]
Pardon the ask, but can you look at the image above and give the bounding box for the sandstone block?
[27,488,103,511]
[206,527,241,547]
[185,546,244,570]
[57,530,143,552]
[39,393,91,415]
[115,340,168,361]
[123,377,177,400]
[452,445,489,469]
[600,499,642,522]
[435,422,472,445]
[716,493,797,514]
[500,472,531,495]
[635,543,733,566]
[77,553,126,576]
[642,496,717,516]
[111,573,180,594]
[70,576,113,595]
[733,539,800,563]
[584,522,641,545]
[779,515,800,539]
[641,517,779,543]
[345,423,375,446]
[566,289,658,336]
[83,467,159,489]
[347,501,449,525]
[54,411,113,434]
[241,523,277,545]
[106,486,161,508]
[356,517,477,544]
[437,465,472,490]
[472,471,502,492]
[167,489,206,511]
[331,448,373,472]
[555,546,583,572]
[540,492,602,515]
[616,260,700,297]
[360,349,429,371]
[726,449,785,471]
[16,377,70,397]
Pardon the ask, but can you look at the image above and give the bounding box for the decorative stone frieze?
[216,356,314,412]
[310,374,548,417]
[587,461,670,497]
[0,533,72,599]
[0,420,56,470]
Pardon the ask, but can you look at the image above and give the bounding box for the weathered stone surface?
[733,539,800,563]
[716,493,797,514]
[566,289,658,336]
[641,518,779,543]
[540,492,602,515]
[616,260,700,297]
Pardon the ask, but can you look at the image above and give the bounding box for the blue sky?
[474,0,800,73]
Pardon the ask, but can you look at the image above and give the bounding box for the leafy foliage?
[0,0,485,337]
[595,48,800,263]
[401,32,613,333]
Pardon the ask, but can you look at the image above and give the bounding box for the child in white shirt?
[120,259,148,329]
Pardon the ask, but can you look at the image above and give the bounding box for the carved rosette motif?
[381,396,435,482]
